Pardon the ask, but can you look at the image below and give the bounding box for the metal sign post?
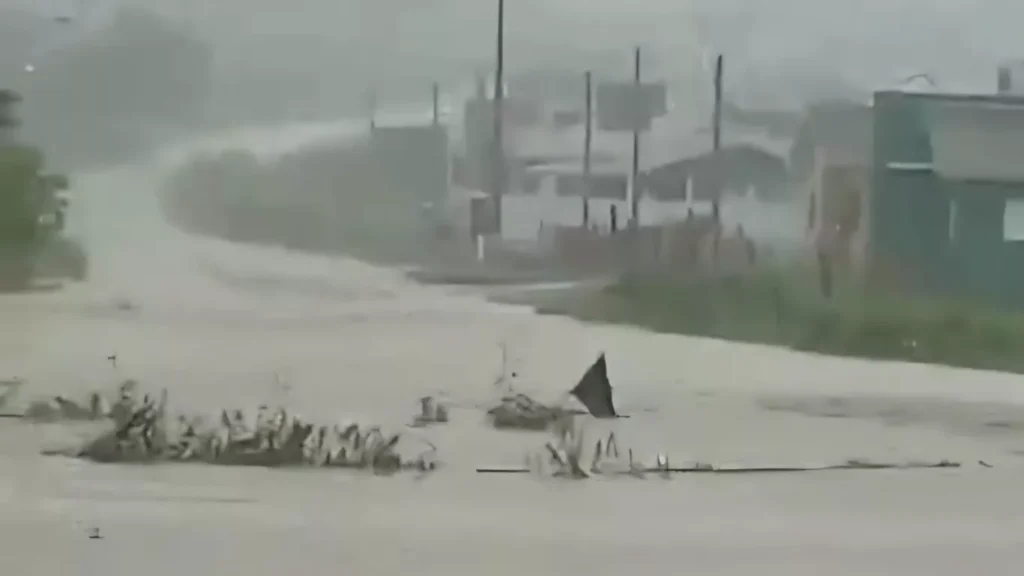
[582,70,593,228]
[631,46,641,226]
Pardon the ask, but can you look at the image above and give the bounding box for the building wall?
[946,180,1024,306]
[871,90,1024,307]
[870,92,947,294]
[800,144,871,280]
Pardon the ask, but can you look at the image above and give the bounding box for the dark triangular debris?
[569,354,617,418]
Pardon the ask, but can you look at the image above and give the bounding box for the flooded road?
[2,118,1024,574]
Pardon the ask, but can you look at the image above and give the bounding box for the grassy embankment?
[533,266,1024,374]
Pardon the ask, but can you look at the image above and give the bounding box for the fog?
[8,4,1024,570]
[4,106,1024,576]
[3,0,1023,122]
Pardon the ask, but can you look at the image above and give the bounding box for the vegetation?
[163,141,437,265]
[537,267,1024,374]
[0,89,79,287]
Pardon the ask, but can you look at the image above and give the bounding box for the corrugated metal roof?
[928,100,1024,183]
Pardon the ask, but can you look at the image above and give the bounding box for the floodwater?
[3,118,1024,575]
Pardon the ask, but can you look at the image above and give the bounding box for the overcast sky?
[3,0,1023,106]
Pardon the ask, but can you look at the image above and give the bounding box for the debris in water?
[411,396,449,427]
[484,354,616,431]
[569,353,617,418]
[112,297,137,312]
[23,390,107,423]
[486,393,568,431]
[490,448,965,477]
[33,380,439,476]
[0,378,26,411]
[532,416,631,479]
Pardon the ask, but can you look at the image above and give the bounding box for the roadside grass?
[536,266,1024,374]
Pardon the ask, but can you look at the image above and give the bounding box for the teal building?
[870,90,1024,307]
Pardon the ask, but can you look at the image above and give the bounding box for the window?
[1004,198,1024,240]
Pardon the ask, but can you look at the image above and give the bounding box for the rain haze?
[2,0,1021,105]
[4,1,1024,575]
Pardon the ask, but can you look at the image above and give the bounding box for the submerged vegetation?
[29,379,440,474]
[537,267,1024,374]
[5,357,967,480]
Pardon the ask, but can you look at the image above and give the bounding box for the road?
[1,117,1024,575]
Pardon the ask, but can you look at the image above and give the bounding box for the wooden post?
[631,46,641,226]
[431,81,440,125]
[711,54,723,218]
[491,0,506,236]
[582,70,593,228]
[713,54,723,151]
[368,85,377,131]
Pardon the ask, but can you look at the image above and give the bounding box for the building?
[997,61,1024,95]
[446,78,792,247]
[644,138,790,203]
[488,130,789,243]
[871,89,1024,307]
[789,100,873,277]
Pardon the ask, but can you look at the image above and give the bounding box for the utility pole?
[711,54,723,220]
[582,70,593,228]
[368,85,377,132]
[630,46,641,226]
[491,0,506,235]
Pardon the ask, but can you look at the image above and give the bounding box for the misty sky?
[3,0,1023,107]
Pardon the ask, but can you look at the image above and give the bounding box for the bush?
[0,144,46,246]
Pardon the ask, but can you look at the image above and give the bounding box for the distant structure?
[997,61,1024,94]
[789,101,873,279]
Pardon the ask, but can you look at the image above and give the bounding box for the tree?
[0,143,45,245]
[0,92,69,246]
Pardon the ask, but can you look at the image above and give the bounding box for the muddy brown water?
[3,119,1024,575]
